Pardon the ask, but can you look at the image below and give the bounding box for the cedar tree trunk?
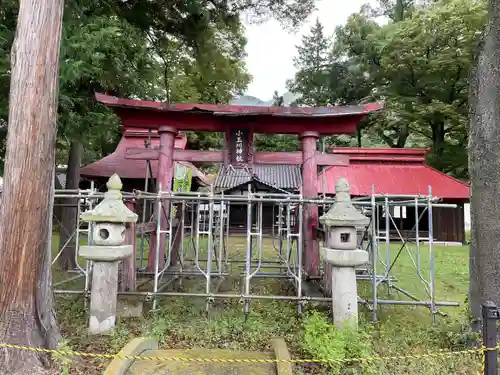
[468,0,500,330]
[0,0,65,373]
[57,141,82,270]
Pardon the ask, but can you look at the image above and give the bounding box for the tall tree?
[272,90,284,106]
[468,0,500,330]
[0,0,64,373]
[331,0,485,177]
[254,90,300,152]
[54,7,161,269]
[57,141,82,270]
[287,18,332,106]
[376,0,485,175]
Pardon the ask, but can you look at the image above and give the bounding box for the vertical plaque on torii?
[228,129,250,166]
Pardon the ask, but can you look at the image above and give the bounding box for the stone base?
[89,314,116,335]
[322,248,369,267]
[117,298,144,318]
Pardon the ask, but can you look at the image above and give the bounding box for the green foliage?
[52,340,73,375]
[254,134,300,152]
[300,311,375,374]
[286,0,486,178]
[287,18,333,107]
[186,131,225,151]
[147,298,300,350]
[374,0,485,177]
[58,8,157,163]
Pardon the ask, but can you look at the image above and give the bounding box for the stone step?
[105,338,293,375]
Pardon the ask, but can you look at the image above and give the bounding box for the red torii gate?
[95,93,382,277]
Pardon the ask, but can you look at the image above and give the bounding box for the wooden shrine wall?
[432,201,466,243]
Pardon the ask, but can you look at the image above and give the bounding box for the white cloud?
[243,0,371,100]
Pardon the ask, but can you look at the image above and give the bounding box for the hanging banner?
[139,163,193,232]
[173,162,193,193]
[171,162,193,219]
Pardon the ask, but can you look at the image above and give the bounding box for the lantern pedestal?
[323,248,369,328]
[81,245,134,335]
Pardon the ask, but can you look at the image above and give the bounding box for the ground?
[50,234,479,375]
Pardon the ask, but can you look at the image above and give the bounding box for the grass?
[52,235,479,375]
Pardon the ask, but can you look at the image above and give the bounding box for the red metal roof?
[318,147,470,200]
[80,129,210,185]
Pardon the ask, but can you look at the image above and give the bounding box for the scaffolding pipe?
[371,184,378,321]
[52,289,460,307]
[53,183,462,319]
[428,186,436,322]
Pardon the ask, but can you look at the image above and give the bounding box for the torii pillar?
[148,126,177,271]
[300,131,320,277]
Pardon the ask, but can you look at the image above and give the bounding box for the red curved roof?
[95,93,383,134]
[96,93,382,116]
[80,129,209,185]
[319,147,470,200]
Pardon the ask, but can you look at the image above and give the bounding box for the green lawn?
[53,235,477,375]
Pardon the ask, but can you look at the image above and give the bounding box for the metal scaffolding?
[51,183,461,321]
[350,186,460,322]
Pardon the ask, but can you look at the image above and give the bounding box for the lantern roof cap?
[81,174,138,223]
[319,178,369,227]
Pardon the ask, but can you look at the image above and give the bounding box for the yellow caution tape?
[0,343,493,364]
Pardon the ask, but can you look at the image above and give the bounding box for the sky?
[242,0,369,101]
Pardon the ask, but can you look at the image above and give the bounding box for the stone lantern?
[319,177,369,328]
[80,173,138,335]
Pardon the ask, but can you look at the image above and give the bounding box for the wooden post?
[482,301,499,375]
[121,199,137,291]
[300,131,320,277]
[148,126,177,272]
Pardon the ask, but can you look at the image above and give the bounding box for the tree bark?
[431,121,446,157]
[57,141,82,270]
[468,1,500,331]
[0,0,65,373]
[395,124,409,148]
[378,124,409,148]
[52,171,63,232]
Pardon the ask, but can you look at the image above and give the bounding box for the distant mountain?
[231,92,300,107]
[230,95,267,106]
